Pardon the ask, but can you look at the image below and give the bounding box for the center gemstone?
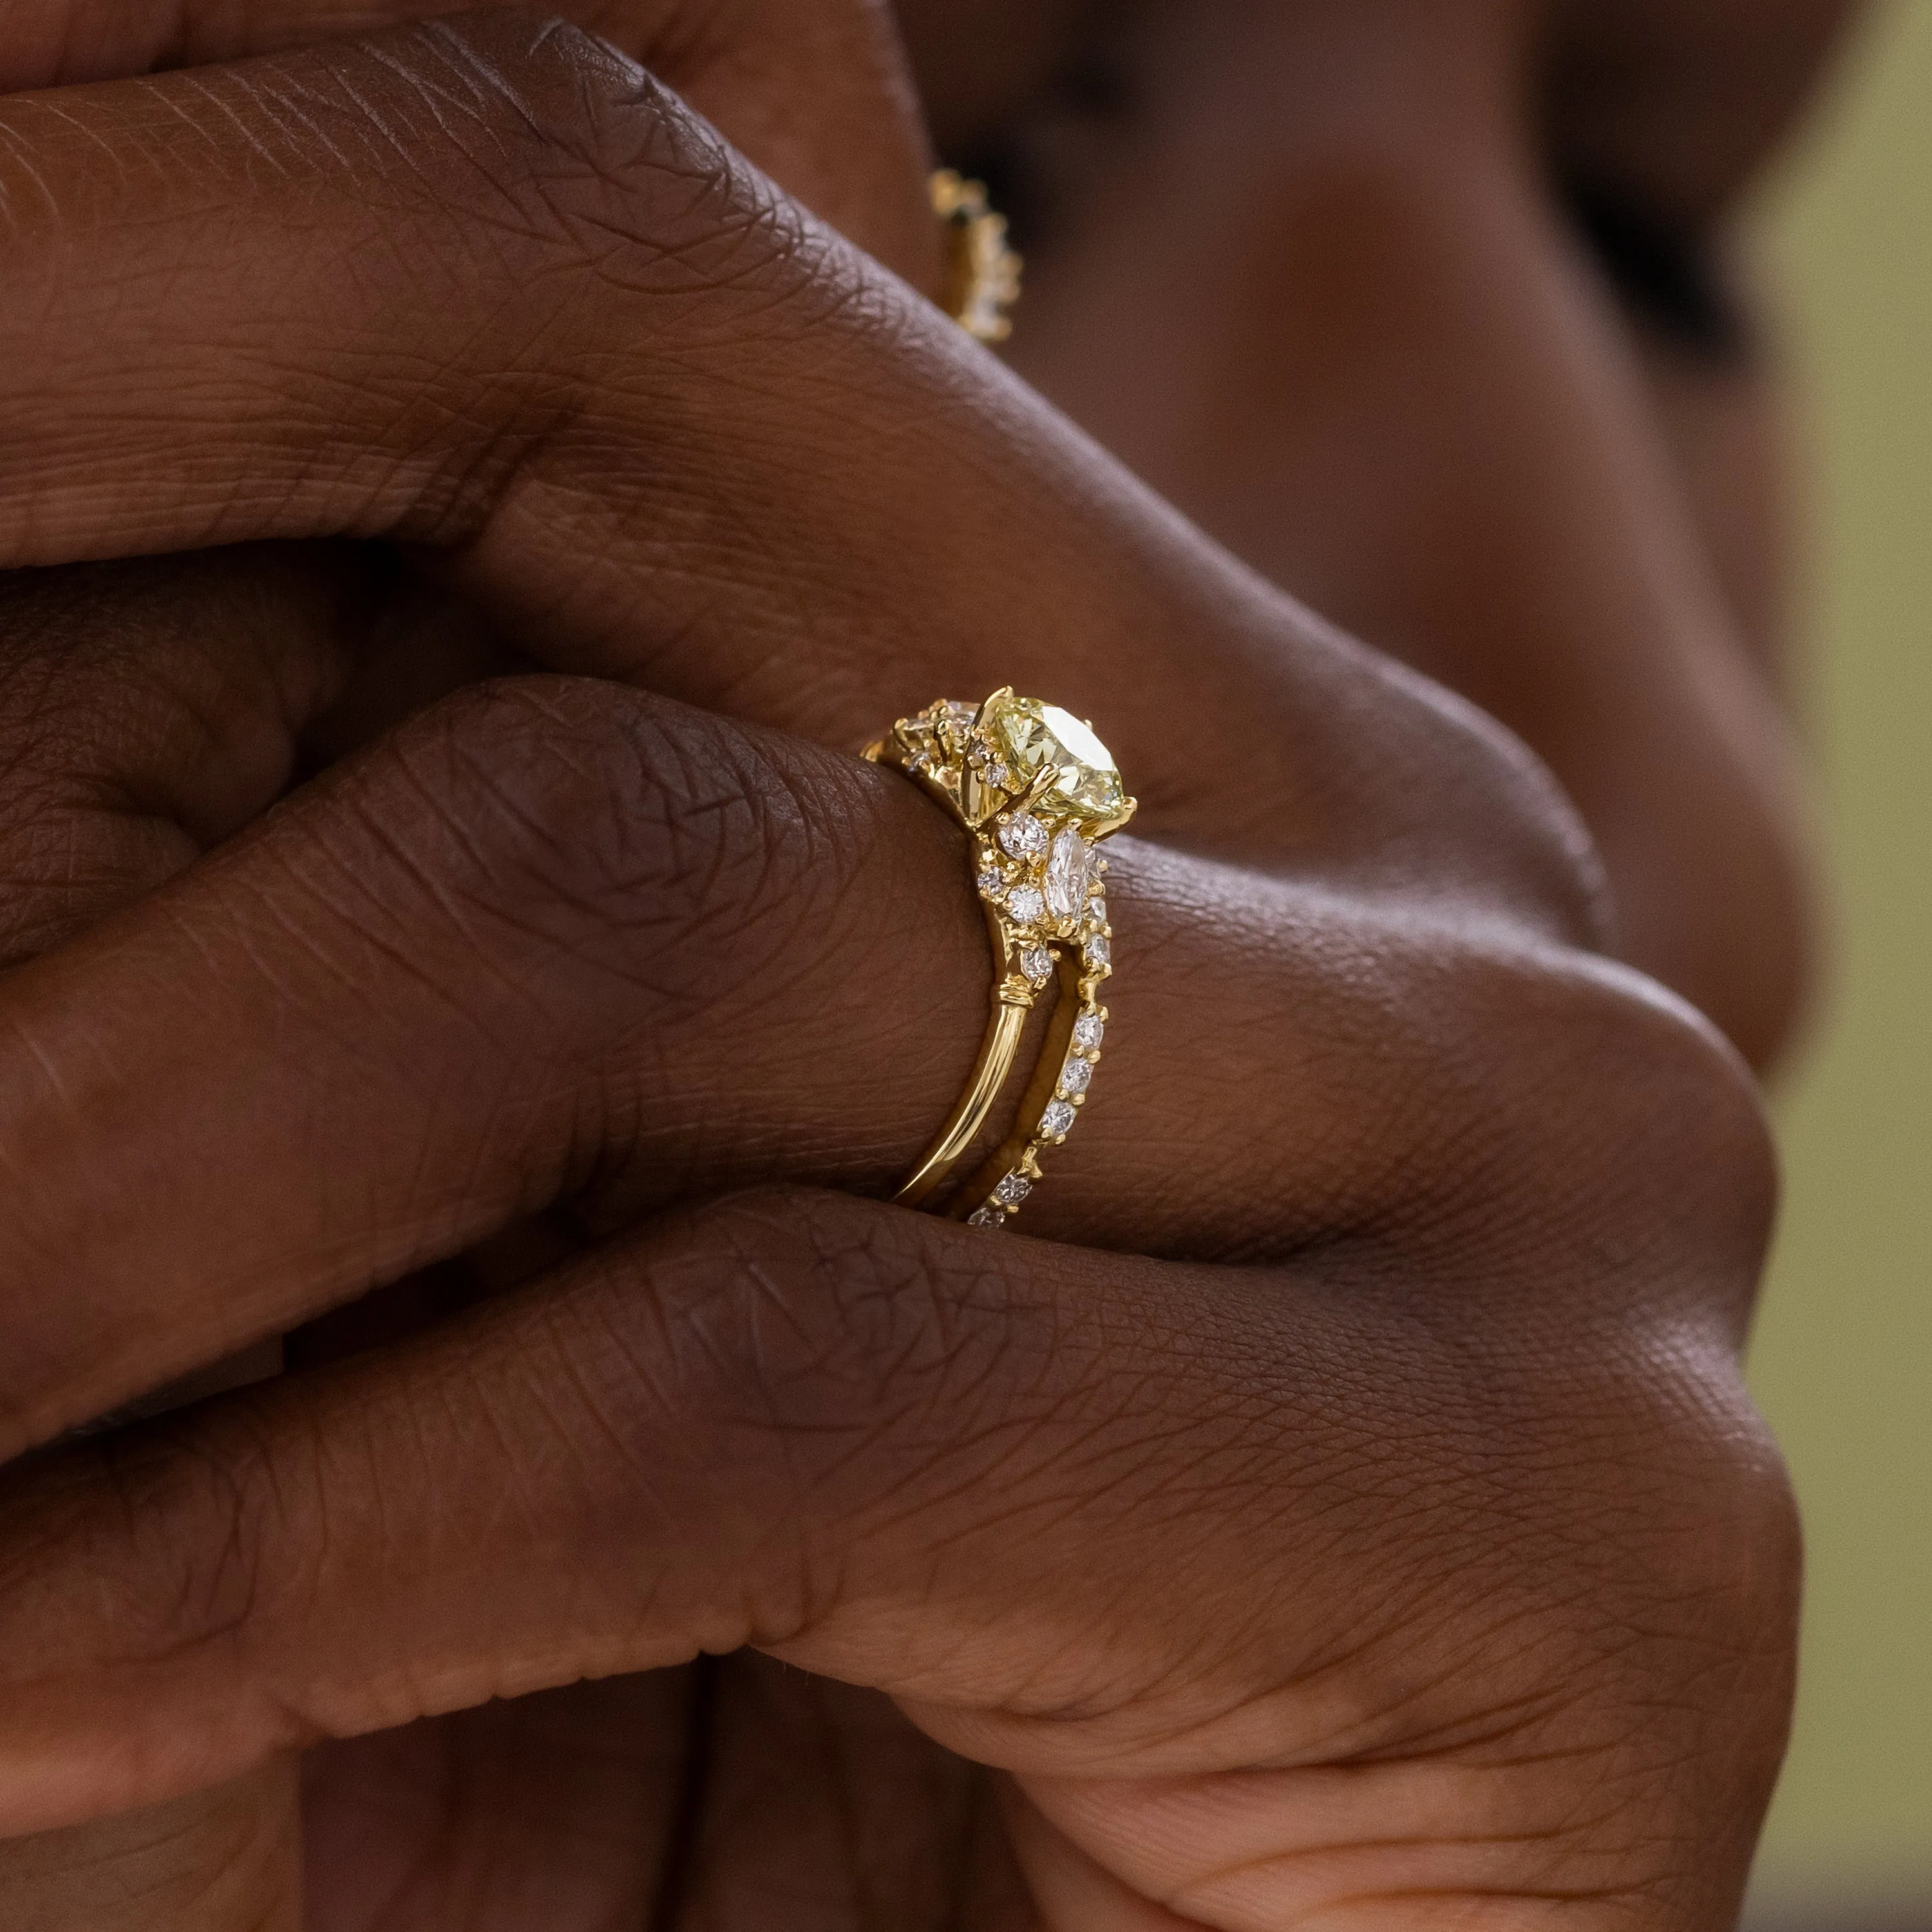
[981,695,1130,829]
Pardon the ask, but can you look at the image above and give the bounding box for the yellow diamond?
[981,695,1130,830]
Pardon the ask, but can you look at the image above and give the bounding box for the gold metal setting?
[931,169,1023,344]
[866,691,1134,1228]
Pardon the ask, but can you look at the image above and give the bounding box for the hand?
[987,0,1859,1073]
[0,10,1576,903]
[0,674,1790,1930]
[0,0,943,287]
[0,0,948,1909]
[0,15,1798,1929]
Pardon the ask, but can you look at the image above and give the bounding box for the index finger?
[0,12,1593,922]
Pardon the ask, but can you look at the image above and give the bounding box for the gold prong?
[972,687,1015,735]
[1014,762,1062,813]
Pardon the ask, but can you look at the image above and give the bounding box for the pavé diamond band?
[864,690,1134,1229]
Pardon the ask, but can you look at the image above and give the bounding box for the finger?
[0,677,1710,1454]
[0,550,388,1927]
[0,0,940,286]
[0,545,397,1426]
[0,546,381,967]
[0,1182,1786,1932]
[0,12,1593,912]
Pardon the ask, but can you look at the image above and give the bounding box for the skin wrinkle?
[1167,1815,1634,1897]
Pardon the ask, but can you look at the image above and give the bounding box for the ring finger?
[0,676,1651,1460]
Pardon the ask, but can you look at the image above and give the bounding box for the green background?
[1747,0,1932,1910]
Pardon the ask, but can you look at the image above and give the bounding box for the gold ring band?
[866,690,1133,1227]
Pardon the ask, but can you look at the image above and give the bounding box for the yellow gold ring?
[865,690,1133,1228]
[931,169,1023,344]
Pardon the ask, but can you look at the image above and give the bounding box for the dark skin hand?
[0,0,1844,1924]
[940,0,1860,1076]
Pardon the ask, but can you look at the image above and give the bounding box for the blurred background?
[1743,2,1932,1923]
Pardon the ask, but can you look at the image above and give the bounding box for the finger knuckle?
[367,10,798,307]
[650,1189,1035,1434]
[1562,1347,1801,1815]
[1460,1352,1796,1906]
[141,11,819,543]
[1358,931,1777,1312]
[379,678,853,1010]
[73,1402,316,1701]
[582,1189,1050,1637]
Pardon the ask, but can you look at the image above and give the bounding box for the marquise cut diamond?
[1021,946,1054,983]
[1045,828,1094,921]
[1058,1056,1093,1097]
[1040,1100,1077,1139]
[994,1173,1033,1207]
[1072,1014,1104,1052]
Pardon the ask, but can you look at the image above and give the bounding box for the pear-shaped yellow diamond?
[981,695,1130,829]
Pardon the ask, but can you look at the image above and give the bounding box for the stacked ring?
[865,690,1134,1228]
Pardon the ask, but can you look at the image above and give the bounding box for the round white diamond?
[1084,896,1108,929]
[994,1173,1033,1208]
[967,1206,1005,1229]
[968,744,1012,791]
[1021,946,1054,983]
[1072,1014,1105,1052]
[976,868,1005,899]
[1007,884,1046,923]
[1058,1056,1094,1097]
[1045,828,1094,921]
[998,813,1048,860]
[1040,1100,1077,1139]
[1083,935,1112,969]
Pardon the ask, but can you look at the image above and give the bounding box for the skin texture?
[0,0,1845,1924]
